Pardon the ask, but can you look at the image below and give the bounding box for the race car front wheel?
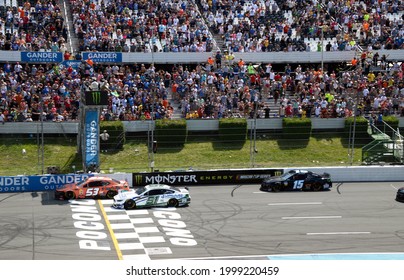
[65,191,75,200]
[272,185,281,192]
[167,198,179,207]
[124,200,136,210]
[312,183,323,192]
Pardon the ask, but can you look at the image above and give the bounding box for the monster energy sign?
[132,169,284,186]
[84,90,109,106]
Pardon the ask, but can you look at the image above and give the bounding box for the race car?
[112,184,191,210]
[396,187,404,202]
[55,176,130,200]
[260,169,332,192]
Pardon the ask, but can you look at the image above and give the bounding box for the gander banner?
[0,174,93,193]
[85,109,99,169]
[21,51,63,63]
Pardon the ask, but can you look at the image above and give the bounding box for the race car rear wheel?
[65,191,75,200]
[124,200,136,210]
[106,190,117,199]
[167,198,179,207]
[272,185,281,192]
[312,183,323,192]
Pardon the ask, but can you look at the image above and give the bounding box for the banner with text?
[21,51,63,63]
[84,109,100,169]
[132,169,284,186]
[82,52,122,63]
[0,174,93,193]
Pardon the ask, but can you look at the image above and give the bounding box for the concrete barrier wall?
[0,165,402,194]
[0,118,402,134]
[2,50,403,64]
[284,166,404,182]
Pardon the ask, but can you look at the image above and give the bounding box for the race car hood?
[114,189,138,201]
[263,176,284,183]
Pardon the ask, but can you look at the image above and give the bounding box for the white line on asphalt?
[390,184,398,190]
[268,202,323,206]
[307,232,371,235]
[282,216,342,220]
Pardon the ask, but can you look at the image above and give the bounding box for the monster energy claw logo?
[134,175,143,185]
[92,91,101,104]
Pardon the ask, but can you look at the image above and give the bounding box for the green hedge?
[155,119,187,147]
[344,116,370,143]
[100,121,125,150]
[282,117,312,140]
[218,118,247,143]
[381,115,399,129]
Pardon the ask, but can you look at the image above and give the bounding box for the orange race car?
[55,176,130,200]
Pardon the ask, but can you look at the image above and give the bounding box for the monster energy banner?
[132,169,284,186]
[84,109,100,169]
[84,90,109,106]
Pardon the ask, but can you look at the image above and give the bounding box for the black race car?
[396,187,404,202]
[260,169,332,192]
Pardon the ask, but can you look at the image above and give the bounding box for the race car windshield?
[280,173,294,180]
[135,187,146,195]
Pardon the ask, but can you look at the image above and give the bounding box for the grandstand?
[0,0,402,125]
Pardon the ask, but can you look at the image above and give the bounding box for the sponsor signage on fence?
[82,52,122,63]
[21,51,63,63]
[84,90,109,106]
[132,169,284,186]
[60,60,82,70]
[0,174,93,193]
[84,109,100,169]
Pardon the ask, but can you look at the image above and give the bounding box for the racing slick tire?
[312,183,323,192]
[65,191,76,200]
[124,200,136,210]
[106,190,117,199]
[272,184,281,192]
[167,198,179,207]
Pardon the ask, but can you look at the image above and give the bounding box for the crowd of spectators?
[70,0,214,53]
[198,0,404,52]
[0,51,403,123]
[0,0,403,54]
[0,0,403,123]
[0,0,70,55]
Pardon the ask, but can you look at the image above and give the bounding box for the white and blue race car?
[112,184,191,210]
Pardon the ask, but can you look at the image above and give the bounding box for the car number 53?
[86,188,100,196]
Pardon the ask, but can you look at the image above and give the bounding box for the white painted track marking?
[307,232,371,235]
[268,202,323,206]
[282,216,342,220]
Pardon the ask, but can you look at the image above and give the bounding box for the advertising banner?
[0,174,93,193]
[60,60,82,70]
[21,52,63,63]
[82,52,122,63]
[132,169,284,186]
[84,90,109,106]
[84,109,99,169]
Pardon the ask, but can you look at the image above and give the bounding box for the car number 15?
[293,180,304,189]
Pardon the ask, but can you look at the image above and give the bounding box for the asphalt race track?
[0,182,404,260]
